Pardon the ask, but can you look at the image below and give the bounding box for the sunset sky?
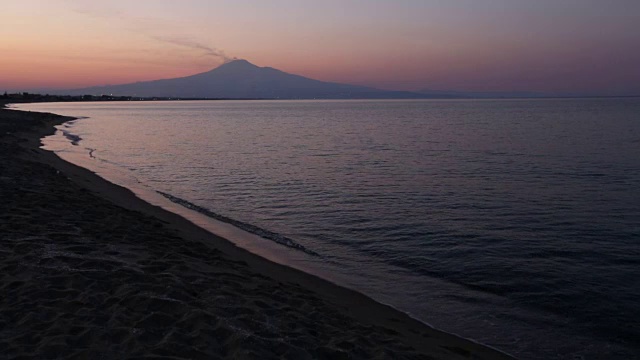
[1,0,639,95]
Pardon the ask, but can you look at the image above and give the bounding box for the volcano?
[64,59,425,99]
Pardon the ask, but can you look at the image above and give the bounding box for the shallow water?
[18,99,640,359]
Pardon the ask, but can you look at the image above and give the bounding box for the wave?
[156,191,321,257]
[61,130,82,146]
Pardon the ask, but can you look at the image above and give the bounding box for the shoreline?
[1,102,515,359]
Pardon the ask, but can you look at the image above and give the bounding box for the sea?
[15,99,640,359]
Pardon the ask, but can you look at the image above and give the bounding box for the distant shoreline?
[3,92,639,105]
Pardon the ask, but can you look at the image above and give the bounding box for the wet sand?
[0,103,515,359]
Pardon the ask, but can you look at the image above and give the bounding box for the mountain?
[63,60,426,99]
[417,89,550,99]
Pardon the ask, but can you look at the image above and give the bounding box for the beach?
[0,103,513,359]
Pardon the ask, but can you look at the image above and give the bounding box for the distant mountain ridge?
[62,60,427,99]
[417,89,549,99]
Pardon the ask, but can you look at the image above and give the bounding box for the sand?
[0,103,515,359]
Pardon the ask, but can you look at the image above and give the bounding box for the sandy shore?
[0,103,515,359]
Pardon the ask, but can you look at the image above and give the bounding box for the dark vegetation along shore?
[0,102,514,359]
[1,92,263,103]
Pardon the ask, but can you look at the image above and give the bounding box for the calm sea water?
[17,99,640,359]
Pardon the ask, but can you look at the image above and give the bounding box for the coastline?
[0,103,515,359]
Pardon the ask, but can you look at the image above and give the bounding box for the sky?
[1,0,639,95]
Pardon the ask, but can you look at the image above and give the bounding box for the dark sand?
[0,103,515,359]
